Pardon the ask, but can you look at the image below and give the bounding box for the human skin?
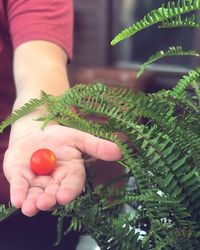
[3,40,122,217]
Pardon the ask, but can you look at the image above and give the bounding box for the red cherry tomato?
[30,148,57,175]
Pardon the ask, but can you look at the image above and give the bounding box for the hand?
[3,125,122,217]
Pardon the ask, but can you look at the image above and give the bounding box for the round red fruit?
[30,148,57,175]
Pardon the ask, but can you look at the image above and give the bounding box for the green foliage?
[111,0,200,46]
[1,1,200,249]
[137,46,200,78]
[0,98,44,132]
[0,204,18,222]
[158,14,200,28]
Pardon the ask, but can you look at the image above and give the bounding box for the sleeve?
[7,0,74,59]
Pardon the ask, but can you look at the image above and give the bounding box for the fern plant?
[1,0,200,249]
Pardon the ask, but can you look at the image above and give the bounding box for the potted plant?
[1,0,200,249]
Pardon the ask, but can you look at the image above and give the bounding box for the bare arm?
[9,40,70,143]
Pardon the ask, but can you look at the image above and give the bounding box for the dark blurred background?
[69,0,200,92]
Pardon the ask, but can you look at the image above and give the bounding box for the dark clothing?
[0,211,78,250]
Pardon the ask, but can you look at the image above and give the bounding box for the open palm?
[3,125,122,217]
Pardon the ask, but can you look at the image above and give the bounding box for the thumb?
[66,128,122,161]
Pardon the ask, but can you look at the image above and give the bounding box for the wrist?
[9,40,70,144]
[9,107,48,145]
[9,96,58,145]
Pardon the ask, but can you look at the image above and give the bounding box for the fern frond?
[0,98,43,133]
[53,189,146,250]
[137,46,199,78]
[60,84,200,226]
[0,204,18,222]
[172,68,200,96]
[191,80,200,104]
[159,14,200,28]
[111,0,200,45]
[54,215,65,246]
[105,190,177,210]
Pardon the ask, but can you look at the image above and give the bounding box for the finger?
[65,128,123,161]
[77,136,122,161]
[10,175,29,208]
[36,183,59,211]
[56,170,86,205]
[21,187,43,217]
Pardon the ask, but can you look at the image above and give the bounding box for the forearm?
[14,40,69,105]
[10,40,70,143]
